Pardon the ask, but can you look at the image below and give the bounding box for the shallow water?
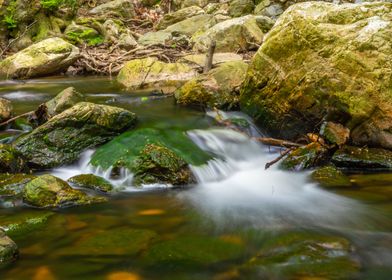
[0,77,391,279]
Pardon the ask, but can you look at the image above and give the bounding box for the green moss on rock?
[0,144,28,173]
[0,173,36,197]
[240,2,392,148]
[311,165,352,189]
[0,229,18,266]
[23,174,106,208]
[68,174,114,193]
[14,102,137,169]
[133,143,193,186]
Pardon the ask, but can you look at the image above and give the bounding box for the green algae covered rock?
[192,15,264,52]
[280,142,329,171]
[68,174,114,193]
[0,98,12,123]
[0,37,79,79]
[90,127,211,171]
[133,143,193,185]
[175,60,248,109]
[117,57,197,93]
[240,231,359,279]
[0,229,18,266]
[14,102,137,169]
[311,165,352,189]
[240,2,392,148]
[0,173,36,197]
[332,146,392,169]
[156,6,205,30]
[23,174,106,208]
[0,144,28,173]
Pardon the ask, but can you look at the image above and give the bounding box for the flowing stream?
[0,77,391,279]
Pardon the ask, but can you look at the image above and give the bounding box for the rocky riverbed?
[0,0,392,279]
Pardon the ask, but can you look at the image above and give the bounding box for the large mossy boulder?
[332,146,392,169]
[0,229,18,266]
[192,15,264,52]
[89,0,135,19]
[240,2,392,149]
[117,57,197,93]
[23,174,106,208]
[14,102,137,169]
[89,128,211,184]
[133,143,193,186]
[175,61,248,109]
[0,144,28,173]
[68,174,114,193]
[0,38,79,79]
[0,98,12,122]
[64,22,103,46]
[156,6,205,30]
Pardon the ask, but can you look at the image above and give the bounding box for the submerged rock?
[23,174,106,208]
[311,165,352,189]
[142,235,244,266]
[332,146,392,170]
[56,228,157,256]
[0,38,79,79]
[156,6,205,30]
[280,142,329,171]
[14,102,137,169]
[0,98,12,123]
[0,173,36,197]
[0,144,28,173]
[192,15,264,52]
[89,0,135,19]
[117,57,197,93]
[240,2,392,149]
[0,229,18,266]
[68,174,114,193]
[133,143,193,186]
[175,61,248,109]
[240,231,359,279]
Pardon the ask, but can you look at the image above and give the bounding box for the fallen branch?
[265,148,294,170]
[254,137,302,148]
[0,111,33,127]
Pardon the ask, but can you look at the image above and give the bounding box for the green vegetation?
[40,0,78,11]
[2,0,18,30]
[66,30,104,46]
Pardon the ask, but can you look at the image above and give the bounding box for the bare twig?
[265,148,294,170]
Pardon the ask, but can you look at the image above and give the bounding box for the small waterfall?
[181,128,368,231]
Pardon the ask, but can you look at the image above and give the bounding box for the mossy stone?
[0,173,36,197]
[0,98,12,123]
[311,165,352,189]
[0,144,28,173]
[133,143,193,186]
[280,142,328,171]
[156,6,205,30]
[23,174,106,208]
[14,102,137,169]
[68,174,114,193]
[332,146,392,170]
[44,86,85,118]
[0,230,18,266]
